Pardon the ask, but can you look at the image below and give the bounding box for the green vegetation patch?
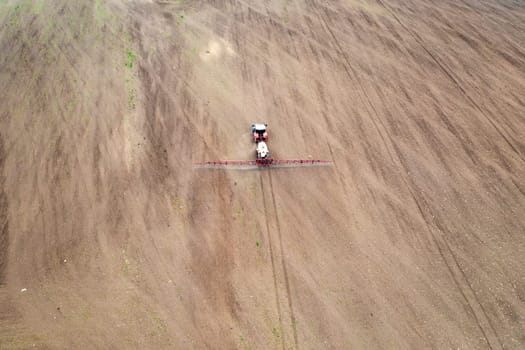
[2,0,45,28]
[124,49,137,110]
[125,50,136,70]
[176,13,185,25]
[95,0,108,19]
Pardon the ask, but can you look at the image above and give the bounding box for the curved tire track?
[311,1,503,349]
[376,0,523,163]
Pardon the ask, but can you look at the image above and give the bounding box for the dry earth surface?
[1,0,525,349]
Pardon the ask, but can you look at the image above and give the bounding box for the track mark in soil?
[313,1,504,349]
[402,176,503,350]
[376,0,523,162]
[327,142,350,198]
[268,170,299,350]
[309,1,397,167]
[0,134,7,284]
[372,3,506,349]
[259,173,286,350]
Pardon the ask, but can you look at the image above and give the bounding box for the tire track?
[372,2,505,349]
[310,1,503,349]
[268,170,299,350]
[395,145,503,350]
[327,142,355,213]
[259,173,286,350]
[0,133,8,285]
[376,0,523,162]
[306,0,398,166]
[327,143,345,190]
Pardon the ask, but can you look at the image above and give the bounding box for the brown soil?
[1,0,524,349]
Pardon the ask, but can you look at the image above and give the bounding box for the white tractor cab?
[256,141,270,160]
[251,123,268,143]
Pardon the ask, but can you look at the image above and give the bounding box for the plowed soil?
[1,0,524,349]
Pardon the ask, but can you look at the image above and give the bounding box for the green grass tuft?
[125,50,136,70]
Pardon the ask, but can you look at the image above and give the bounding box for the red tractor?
[251,123,268,143]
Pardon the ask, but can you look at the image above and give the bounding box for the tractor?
[251,123,268,143]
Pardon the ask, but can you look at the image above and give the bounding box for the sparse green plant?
[95,0,107,19]
[126,50,136,70]
[272,326,281,339]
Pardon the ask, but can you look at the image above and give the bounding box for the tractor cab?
[251,123,268,143]
[256,141,270,159]
[255,141,272,165]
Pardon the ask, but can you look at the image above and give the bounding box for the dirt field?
[1,0,524,348]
